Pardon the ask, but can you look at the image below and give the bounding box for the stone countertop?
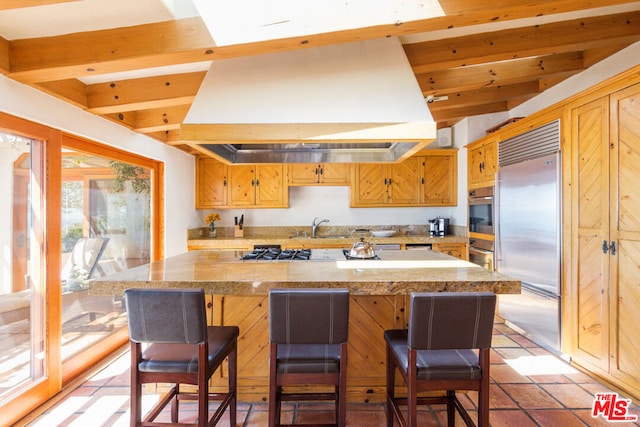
[187,233,468,249]
[90,248,519,297]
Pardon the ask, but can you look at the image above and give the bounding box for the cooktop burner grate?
[241,247,311,261]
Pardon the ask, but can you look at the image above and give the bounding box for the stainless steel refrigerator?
[496,121,561,350]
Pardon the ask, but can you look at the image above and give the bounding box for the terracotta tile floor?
[18,317,640,426]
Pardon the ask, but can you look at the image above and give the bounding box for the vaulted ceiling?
[1,0,639,156]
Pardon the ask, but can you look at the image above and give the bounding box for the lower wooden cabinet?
[208,294,406,402]
[432,242,467,260]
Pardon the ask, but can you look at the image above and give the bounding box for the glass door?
[59,151,151,363]
[0,132,47,402]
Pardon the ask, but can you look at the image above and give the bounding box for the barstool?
[385,291,496,427]
[124,288,239,427]
[268,288,350,427]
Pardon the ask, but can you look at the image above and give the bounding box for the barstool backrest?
[269,288,349,345]
[408,291,496,350]
[125,288,208,344]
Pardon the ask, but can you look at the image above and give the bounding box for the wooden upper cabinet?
[196,159,287,209]
[288,163,350,185]
[196,157,227,209]
[351,163,388,206]
[351,153,457,207]
[420,150,457,206]
[228,164,287,208]
[255,164,288,206]
[389,157,421,205]
[467,136,497,189]
[351,158,421,207]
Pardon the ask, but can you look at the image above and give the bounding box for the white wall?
[0,75,198,257]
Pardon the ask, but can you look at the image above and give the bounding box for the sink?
[290,235,349,239]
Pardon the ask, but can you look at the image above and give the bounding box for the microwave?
[468,186,494,235]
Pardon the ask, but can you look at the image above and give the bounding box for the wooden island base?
[90,249,520,401]
[208,294,405,403]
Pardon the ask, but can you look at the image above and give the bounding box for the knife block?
[234,225,244,238]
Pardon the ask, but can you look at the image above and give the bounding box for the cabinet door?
[351,164,387,206]
[228,165,256,206]
[421,152,457,206]
[609,84,640,389]
[468,144,485,186]
[255,164,286,207]
[320,163,350,185]
[481,140,497,182]
[288,164,320,185]
[388,158,420,205]
[433,243,467,260]
[571,97,611,372]
[196,157,227,208]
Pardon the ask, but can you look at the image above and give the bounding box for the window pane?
[0,133,46,398]
[60,152,150,360]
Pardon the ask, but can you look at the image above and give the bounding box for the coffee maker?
[429,217,450,237]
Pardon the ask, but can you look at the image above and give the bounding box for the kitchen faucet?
[311,217,330,237]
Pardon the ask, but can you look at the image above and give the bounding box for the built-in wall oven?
[468,186,494,235]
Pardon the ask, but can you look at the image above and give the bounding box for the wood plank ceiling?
[1,0,639,156]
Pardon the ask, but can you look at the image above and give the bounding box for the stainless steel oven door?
[468,186,494,235]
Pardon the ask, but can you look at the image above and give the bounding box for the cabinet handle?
[609,241,616,255]
[421,177,425,184]
[223,178,227,187]
[256,179,260,186]
[480,162,484,172]
[315,167,319,176]
[384,178,387,185]
[602,240,608,254]
[251,179,255,186]
[388,178,392,185]
[319,167,323,175]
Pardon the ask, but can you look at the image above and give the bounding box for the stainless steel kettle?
[348,229,376,258]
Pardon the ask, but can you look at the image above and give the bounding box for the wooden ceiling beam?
[37,78,88,108]
[416,51,585,94]
[582,43,633,67]
[86,71,205,114]
[430,101,509,122]
[406,10,640,74]
[0,0,77,10]
[426,81,541,110]
[131,105,191,133]
[6,0,635,83]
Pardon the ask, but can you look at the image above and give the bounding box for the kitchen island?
[91,248,520,402]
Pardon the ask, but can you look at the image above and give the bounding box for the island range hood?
[180,38,436,163]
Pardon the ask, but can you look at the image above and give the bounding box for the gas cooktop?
[240,247,311,261]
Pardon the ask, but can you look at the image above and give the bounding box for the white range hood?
[181,37,436,163]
